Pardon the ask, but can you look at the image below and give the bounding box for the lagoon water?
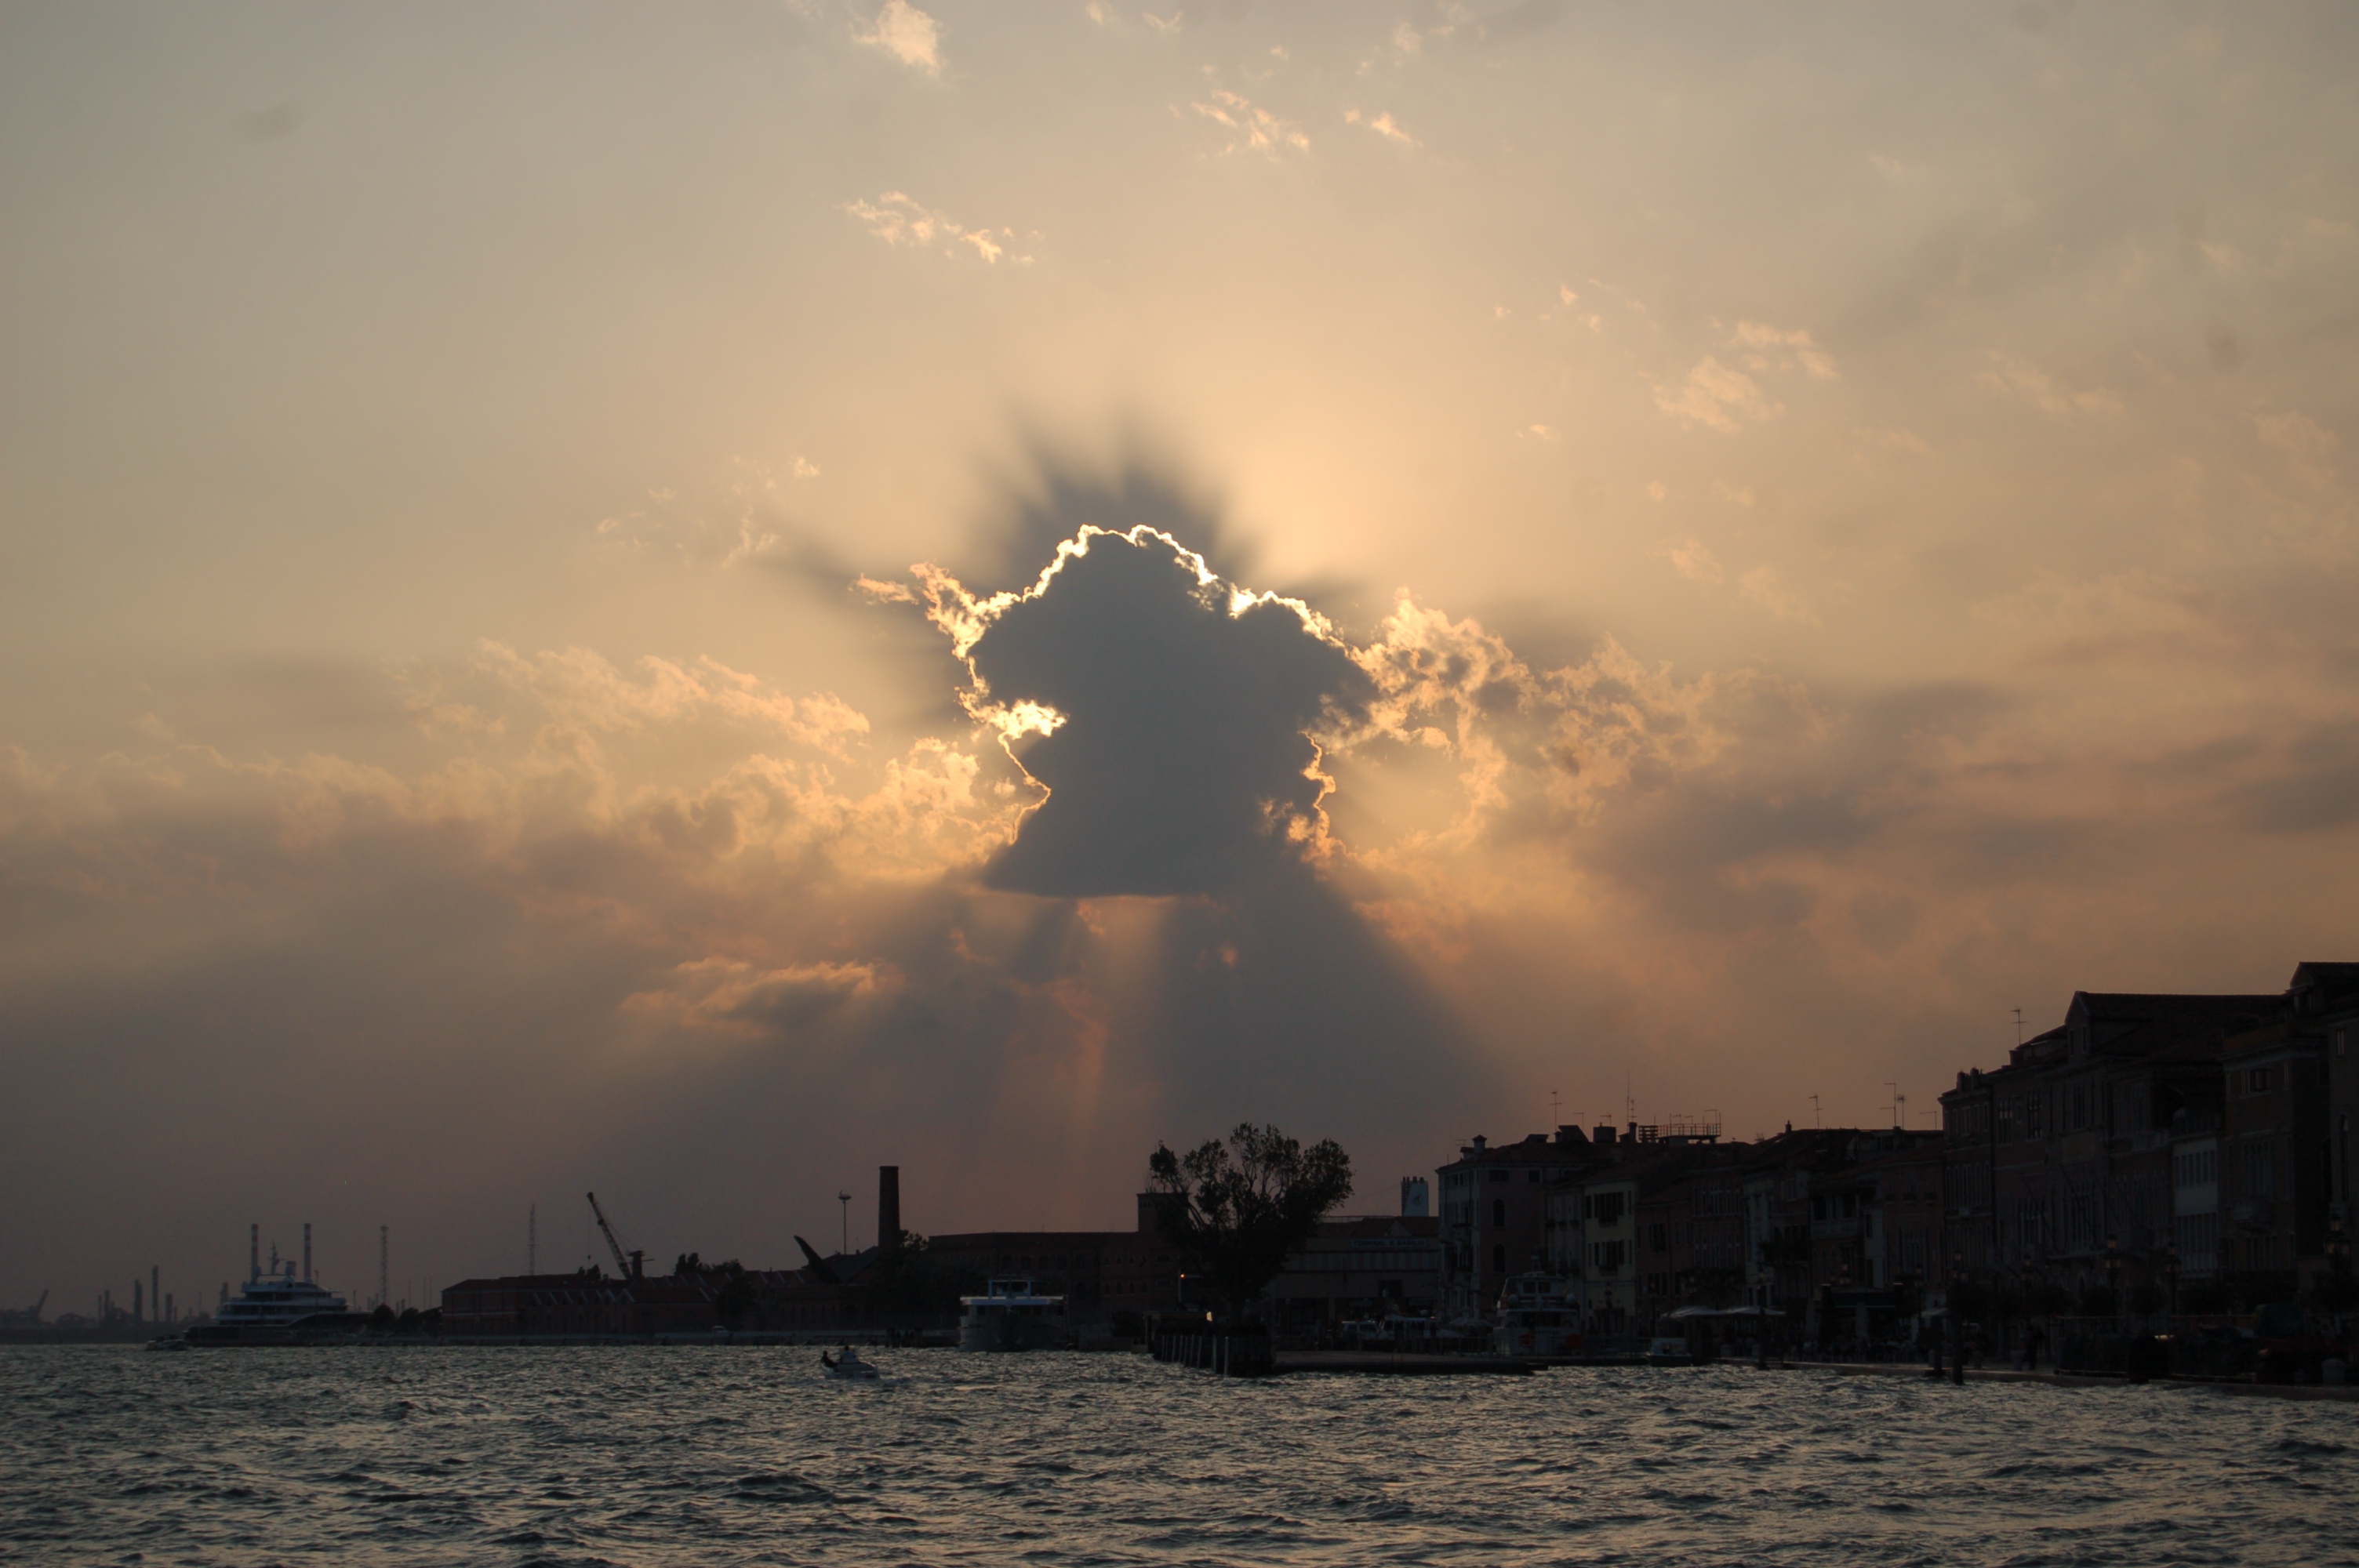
[2,1347,2350,1566]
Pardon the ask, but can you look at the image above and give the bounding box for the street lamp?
[2161,1247,2181,1323]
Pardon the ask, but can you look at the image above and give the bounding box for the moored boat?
[184,1254,359,1345]
[958,1277,1067,1351]
[1492,1273,1582,1357]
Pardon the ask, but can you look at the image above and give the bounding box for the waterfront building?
[1437,1127,1597,1317]
[1265,1215,1443,1330]
[1940,966,2359,1316]
[2219,1018,2326,1294]
[2172,1108,2223,1281]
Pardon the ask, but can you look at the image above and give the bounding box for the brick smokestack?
[878,1165,901,1251]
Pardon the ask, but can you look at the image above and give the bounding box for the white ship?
[1492,1273,1582,1357]
[957,1278,1067,1351]
[214,1265,349,1330]
[185,1246,354,1344]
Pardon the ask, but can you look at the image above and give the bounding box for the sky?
[3,1,2355,1314]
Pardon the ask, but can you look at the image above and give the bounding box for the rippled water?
[2,1347,2352,1566]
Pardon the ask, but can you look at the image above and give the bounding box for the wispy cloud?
[857,0,942,75]
[1654,356,1780,433]
[1343,107,1419,147]
[1739,564,1820,625]
[1981,351,2122,416]
[1732,321,1838,379]
[844,191,1032,263]
[1661,539,1724,585]
[1190,85,1308,156]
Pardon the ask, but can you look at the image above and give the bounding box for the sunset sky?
[4,2,2355,1311]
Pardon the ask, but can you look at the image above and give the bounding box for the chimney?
[249,1223,260,1283]
[303,1223,312,1283]
[878,1166,901,1251]
[1594,1124,1616,1147]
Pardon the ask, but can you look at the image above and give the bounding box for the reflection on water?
[2,1347,2349,1565]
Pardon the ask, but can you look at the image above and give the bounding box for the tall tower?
[878,1166,901,1252]
[378,1225,389,1309]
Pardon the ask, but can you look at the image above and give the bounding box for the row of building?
[438,960,2355,1341]
[1433,960,2357,1341]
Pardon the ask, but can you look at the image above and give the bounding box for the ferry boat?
[184,1254,358,1345]
[957,1277,1067,1351]
[1492,1273,1582,1357]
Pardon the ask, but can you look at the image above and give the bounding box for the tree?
[1147,1123,1353,1322]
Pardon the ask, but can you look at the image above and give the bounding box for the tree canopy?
[1147,1123,1353,1322]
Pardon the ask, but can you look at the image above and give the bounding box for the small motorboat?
[820,1345,881,1381]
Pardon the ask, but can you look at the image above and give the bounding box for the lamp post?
[2161,1247,2181,1323]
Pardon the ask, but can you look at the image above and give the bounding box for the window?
[1490,1167,1510,1183]
[1492,1200,1507,1227]
[2336,1029,2348,1058]
[1528,1169,1542,1182]
[1647,1223,1667,1254]
[2248,1066,2271,1094]
[1491,1244,1506,1274]
[2246,1141,2277,1198]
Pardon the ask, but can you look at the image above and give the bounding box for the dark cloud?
[2221,722,2359,833]
[968,530,1375,898]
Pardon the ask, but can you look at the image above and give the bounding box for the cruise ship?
[184,1243,360,1345]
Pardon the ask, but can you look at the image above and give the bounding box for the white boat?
[215,1265,349,1329]
[958,1277,1067,1351]
[1493,1273,1582,1357]
[1644,1334,1694,1366]
[820,1345,881,1381]
[185,1255,354,1343]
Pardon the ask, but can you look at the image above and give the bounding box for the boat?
[1644,1334,1695,1367]
[957,1277,1067,1351]
[184,1254,359,1345]
[1493,1273,1582,1357]
[820,1345,881,1381]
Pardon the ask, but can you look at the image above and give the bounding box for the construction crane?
[585,1192,643,1279]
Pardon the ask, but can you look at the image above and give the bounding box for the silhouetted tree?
[1147,1123,1353,1322]
[710,1261,754,1327]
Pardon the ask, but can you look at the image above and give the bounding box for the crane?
[585,1192,643,1279]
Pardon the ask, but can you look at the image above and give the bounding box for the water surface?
[2,1347,2349,1566]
